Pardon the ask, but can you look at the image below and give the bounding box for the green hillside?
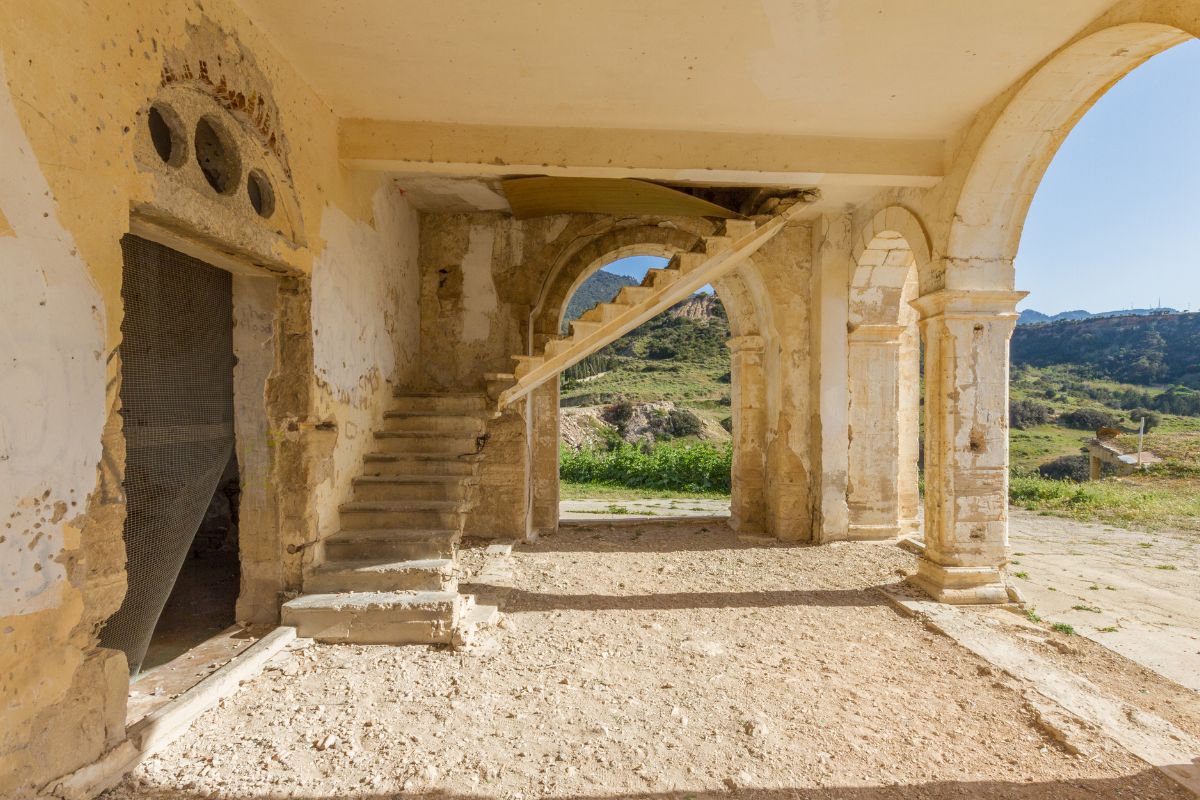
[1012,311,1200,388]
[562,270,639,331]
[560,293,730,414]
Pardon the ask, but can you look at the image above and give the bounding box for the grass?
[1071,604,1101,613]
[1008,473,1200,531]
[560,481,730,501]
[1051,623,1075,635]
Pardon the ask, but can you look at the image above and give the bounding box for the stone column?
[728,335,767,536]
[529,379,560,539]
[909,289,1025,604]
[846,323,906,539]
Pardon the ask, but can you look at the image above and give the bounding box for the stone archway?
[910,13,1197,603]
[526,218,774,537]
[846,207,929,539]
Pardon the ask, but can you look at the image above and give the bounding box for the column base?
[846,523,901,541]
[908,559,1009,605]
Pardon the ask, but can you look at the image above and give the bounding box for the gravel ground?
[104,521,1191,800]
[1008,509,1200,691]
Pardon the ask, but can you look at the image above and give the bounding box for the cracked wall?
[0,3,420,795]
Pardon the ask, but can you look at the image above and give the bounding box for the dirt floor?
[1008,509,1200,692]
[560,498,731,520]
[104,520,1197,800]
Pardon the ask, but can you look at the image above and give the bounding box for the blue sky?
[1015,39,1200,314]
[603,43,1200,316]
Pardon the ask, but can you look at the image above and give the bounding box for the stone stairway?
[496,202,809,409]
[281,392,500,646]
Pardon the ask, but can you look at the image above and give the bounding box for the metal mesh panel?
[100,235,235,675]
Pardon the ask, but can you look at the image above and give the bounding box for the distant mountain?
[1018,307,1179,325]
[563,270,639,329]
[1012,311,1200,387]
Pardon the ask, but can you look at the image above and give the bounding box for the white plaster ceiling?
[239,0,1113,139]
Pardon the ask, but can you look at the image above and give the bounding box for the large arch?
[846,207,929,539]
[945,20,1194,286]
[525,218,776,538]
[909,10,1197,603]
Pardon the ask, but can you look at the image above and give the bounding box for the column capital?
[910,289,1028,320]
[727,334,765,354]
[847,322,906,343]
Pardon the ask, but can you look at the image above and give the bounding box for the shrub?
[560,441,733,492]
[1058,408,1116,430]
[602,399,634,433]
[1036,455,1091,482]
[1010,399,1051,430]
[1126,408,1161,431]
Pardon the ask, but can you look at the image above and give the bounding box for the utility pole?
[1137,416,1145,470]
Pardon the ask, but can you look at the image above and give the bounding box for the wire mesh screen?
[99,235,235,675]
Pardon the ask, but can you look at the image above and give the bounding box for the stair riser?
[390,396,489,414]
[362,458,476,477]
[325,538,453,561]
[281,609,457,645]
[373,436,480,455]
[305,571,456,593]
[353,482,473,503]
[381,415,485,434]
[341,509,465,531]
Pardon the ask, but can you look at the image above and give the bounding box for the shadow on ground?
[107,772,1192,800]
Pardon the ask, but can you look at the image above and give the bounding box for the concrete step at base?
[362,453,478,477]
[281,590,466,644]
[352,475,476,502]
[380,412,487,434]
[324,528,458,561]
[373,432,481,455]
[339,500,466,531]
[306,557,456,593]
[390,393,490,415]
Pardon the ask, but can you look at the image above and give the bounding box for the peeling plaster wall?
[0,2,411,794]
[311,183,421,551]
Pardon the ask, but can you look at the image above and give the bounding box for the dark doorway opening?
[100,234,240,676]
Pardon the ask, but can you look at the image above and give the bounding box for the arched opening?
[978,36,1200,673]
[555,253,739,523]
[847,230,921,539]
[919,19,1200,608]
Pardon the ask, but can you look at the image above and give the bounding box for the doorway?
[99,234,239,675]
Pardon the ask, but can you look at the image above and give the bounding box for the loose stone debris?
[103,522,1198,800]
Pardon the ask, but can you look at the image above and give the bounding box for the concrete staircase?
[281,392,500,646]
[496,204,808,408]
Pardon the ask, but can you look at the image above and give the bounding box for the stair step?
[353,476,476,501]
[362,453,478,477]
[580,303,625,324]
[381,412,487,434]
[307,558,456,593]
[721,219,758,239]
[569,320,602,339]
[616,285,655,304]
[281,590,463,644]
[671,252,707,272]
[543,338,571,358]
[339,500,466,531]
[373,431,481,455]
[700,235,732,255]
[324,528,458,561]
[390,393,490,414]
[642,267,681,288]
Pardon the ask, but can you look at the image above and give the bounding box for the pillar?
[846,323,906,539]
[529,378,560,539]
[728,335,767,536]
[909,289,1025,604]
